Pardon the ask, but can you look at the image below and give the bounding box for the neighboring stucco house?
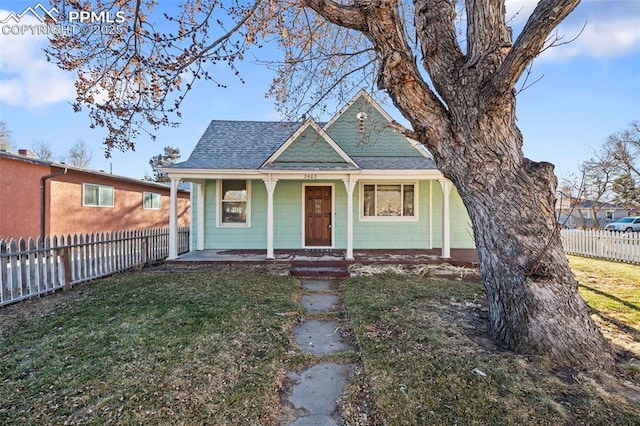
[0,150,190,241]
[163,90,474,259]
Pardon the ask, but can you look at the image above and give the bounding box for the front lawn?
[340,263,640,425]
[1,258,639,425]
[0,270,302,424]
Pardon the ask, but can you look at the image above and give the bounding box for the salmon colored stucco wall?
[0,155,190,241]
[48,171,190,236]
[0,157,48,241]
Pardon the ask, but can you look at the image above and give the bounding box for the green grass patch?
[0,270,302,424]
[341,275,640,425]
[569,255,640,328]
[2,258,639,424]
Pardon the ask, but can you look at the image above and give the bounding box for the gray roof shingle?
[170,121,301,169]
[169,120,437,171]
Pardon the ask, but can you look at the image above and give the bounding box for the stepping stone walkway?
[285,279,356,425]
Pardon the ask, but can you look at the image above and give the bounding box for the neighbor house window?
[218,180,251,227]
[83,183,114,207]
[143,192,161,210]
[362,183,415,219]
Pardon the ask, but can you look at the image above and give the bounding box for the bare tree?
[0,121,14,152]
[31,141,55,161]
[607,121,640,180]
[564,123,640,223]
[46,0,612,367]
[62,140,94,168]
[577,148,620,228]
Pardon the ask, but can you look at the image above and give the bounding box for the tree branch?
[413,0,464,102]
[305,0,452,155]
[466,0,511,61]
[483,0,580,105]
[304,0,368,32]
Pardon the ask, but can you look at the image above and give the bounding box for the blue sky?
[0,0,638,180]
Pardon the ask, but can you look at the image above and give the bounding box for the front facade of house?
[0,151,190,241]
[164,91,474,259]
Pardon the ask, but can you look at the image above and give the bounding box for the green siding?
[325,97,422,158]
[202,179,267,249]
[429,182,475,249]
[274,126,347,166]
[195,178,474,251]
[273,181,303,248]
[450,189,475,248]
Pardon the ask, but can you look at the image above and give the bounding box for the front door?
[305,186,332,246]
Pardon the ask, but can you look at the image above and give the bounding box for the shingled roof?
[170,89,440,172]
[170,119,438,171]
[171,121,302,170]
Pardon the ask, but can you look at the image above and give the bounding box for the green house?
[163,90,474,259]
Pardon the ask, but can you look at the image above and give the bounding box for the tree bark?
[439,109,612,367]
[305,0,613,368]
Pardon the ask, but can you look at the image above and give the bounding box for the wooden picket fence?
[0,227,189,307]
[560,229,640,264]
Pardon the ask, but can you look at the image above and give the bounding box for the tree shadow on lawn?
[580,284,640,314]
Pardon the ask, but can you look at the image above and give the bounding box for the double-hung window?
[218,180,251,227]
[83,183,114,207]
[143,192,161,210]
[362,183,416,220]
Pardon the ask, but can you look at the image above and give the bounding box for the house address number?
[303,174,317,180]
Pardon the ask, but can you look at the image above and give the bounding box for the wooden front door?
[305,186,332,246]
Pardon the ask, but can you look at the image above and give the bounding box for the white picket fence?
[560,229,640,264]
[0,227,189,307]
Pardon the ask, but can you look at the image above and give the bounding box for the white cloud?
[539,17,640,62]
[0,10,76,107]
[505,0,640,61]
[505,0,538,25]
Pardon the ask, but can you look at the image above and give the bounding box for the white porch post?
[197,182,205,251]
[343,176,357,260]
[168,177,180,260]
[263,176,278,259]
[439,179,452,259]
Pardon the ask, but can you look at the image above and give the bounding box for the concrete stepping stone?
[301,279,340,292]
[301,294,341,313]
[287,363,354,424]
[293,319,355,355]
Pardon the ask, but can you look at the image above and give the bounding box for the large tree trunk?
[434,107,612,367]
[305,0,613,368]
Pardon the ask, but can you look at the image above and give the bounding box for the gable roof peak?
[323,90,395,130]
[261,117,357,168]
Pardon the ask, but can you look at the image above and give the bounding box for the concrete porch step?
[290,260,349,279]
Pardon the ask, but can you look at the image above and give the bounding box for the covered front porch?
[166,248,479,268]
[165,175,463,261]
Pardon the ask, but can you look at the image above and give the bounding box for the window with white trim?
[83,183,114,207]
[143,192,161,210]
[219,180,251,227]
[362,183,415,219]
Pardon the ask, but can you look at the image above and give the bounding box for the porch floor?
[169,248,479,268]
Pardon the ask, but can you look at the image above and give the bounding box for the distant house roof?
[0,150,189,192]
[573,200,627,210]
